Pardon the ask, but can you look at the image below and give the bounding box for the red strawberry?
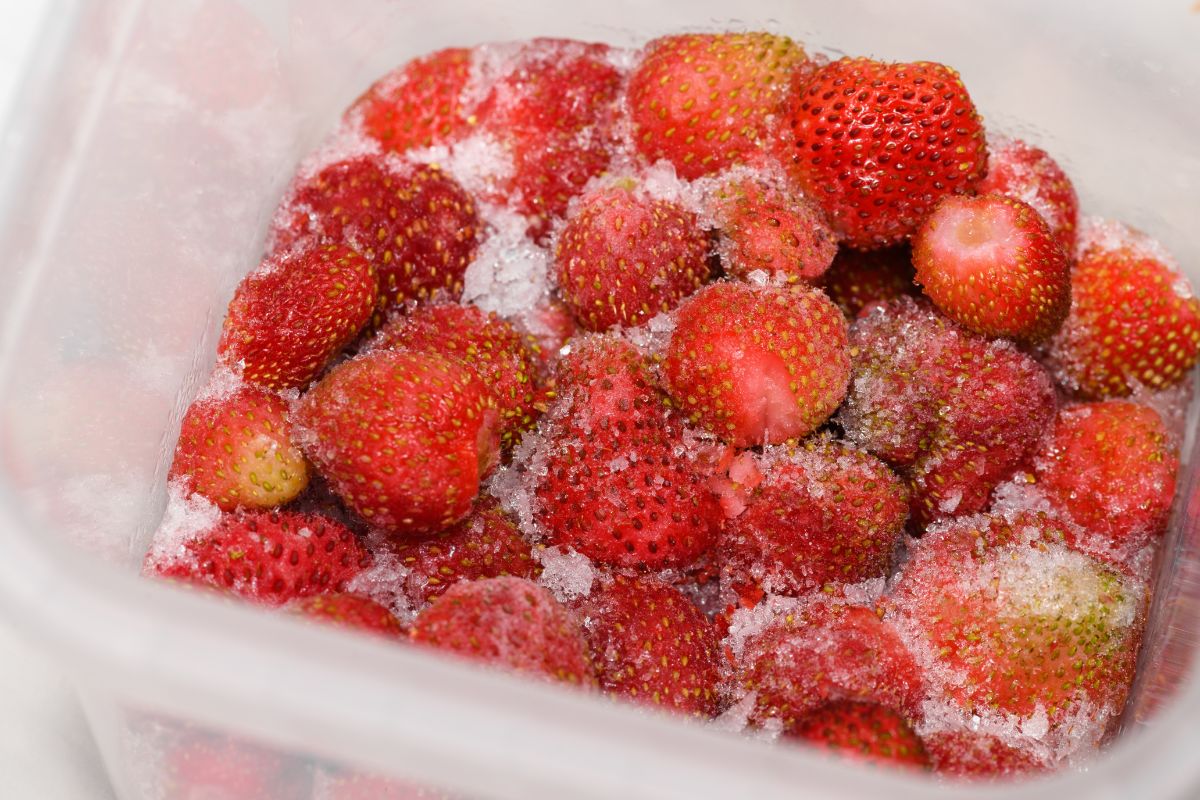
[575,573,722,716]
[1046,219,1200,398]
[912,194,1071,342]
[820,245,917,319]
[269,157,480,314]
[923,731,1048,779]
[410,576,594,686]
[516,295,576,372]
[663,281,850,447]
[533,337,721,569]
[776,58,987,249]
[629,33,810,180]
[165,733,306,800]
[291,593,405,638]
[793,701,931,770]
[169,384,308,511]
[839,298,1056,525]
[147,511,370,606]
[555,185,711,331]
[218,244,377,390]
[318,771,447,800]
[347,47,476,155]
[719,438,907,599]
[375,303,545,448]
[294,349,500,536]
[976,135,1079,253]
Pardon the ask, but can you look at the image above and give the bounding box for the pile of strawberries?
[144,30,1200,794]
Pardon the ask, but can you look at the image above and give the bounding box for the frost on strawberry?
[291,593,406,638]
[977,134,1080,254]
[793,700,930,770]
[923,731,1049,780]
[820,245,917,319]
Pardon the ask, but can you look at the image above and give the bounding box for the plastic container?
[0,0,1198,797]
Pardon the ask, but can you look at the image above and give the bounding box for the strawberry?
[410,576,594,686]
[629,33,810,180]
[776,58,987,249]
[294,349,500,536]
[164,733,306,800]
[347,47,476,155]
[663,281,850,447]
[268,157,480,314]
[719,437,907,599]
[291,593,405,638]
[169,384,308,511]
[218,244,377,390]
[146,511,370,606]
[318,771,447,800]
[555,185,711,331]
[574,573,722,716]
[533,337,721,569]
[515,295,576,372]
[820,245,917,319]
[375,303,545,448]
[976,134,1079,254]
[708,176,838,282]
[912,194,1071,342]
[1046,219,1200,398]
[838,297,1056,525]
[793,701,930,770]
[923,731,1048,779]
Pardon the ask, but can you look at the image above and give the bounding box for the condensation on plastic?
[0,1,1198,799]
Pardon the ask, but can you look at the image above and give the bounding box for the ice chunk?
[536,546,596,601]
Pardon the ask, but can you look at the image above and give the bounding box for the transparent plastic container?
[0,1,1198,798]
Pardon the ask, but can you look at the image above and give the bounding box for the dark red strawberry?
[629,33,810,179]
[821,245,917,319]
[923,731,1048,779]
[294,349,500,536]
[663,281,850,447]
[555,185,711,331]
[218,244,377,390]
[777,58,987,249]
[977,134,1079,253]
[793,701,931,770]
[291,593,405,638]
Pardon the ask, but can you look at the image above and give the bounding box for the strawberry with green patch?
[793,700,931,770]
[977,135,1079,254]
[291,593,405,638]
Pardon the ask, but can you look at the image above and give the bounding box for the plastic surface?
[0,0,1198,798]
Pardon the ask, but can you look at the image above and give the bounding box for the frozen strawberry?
[923,731,1048,779]
[838,298,1056,525]
[147,511,370,606]
[348,47,475,154]
[793,701,930,770]
[533,337,721,569]
[709,176,838,282]
[575,573,721,716]
[269,157,480,313]
[777,58,987,249]
[822,246,917,319]
[410,576,594,686]
[170,384,308,512]
[704,447,765,520]
[318,771,447,800]
[976,135,1079,254]
[912,194,1071,342]
[663,282,850,447]
[165,733,306,800]
[218,244,377,390]
[376,303,544,448]
[720,438,907,599]
[294,350,500,536]
[555,185,711,331]
[388,498,539,604]
[629,33,810,179]
[291,593,405,638]
[515,295,575,372]
[1046,219,1200,398]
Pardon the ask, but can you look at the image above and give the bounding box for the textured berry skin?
[629,33,810,180]
[793,701,931,770]
[218,244,377,390]
[977,135,1079,253]
[710,177,838,282]
[821,245,917,319]
[663,282,850,447]
[348,47,475,155]
[923,731,1048,779]
[575,573,721,716]
[269,157,480,314]
[291,593,405,638]
[913,194,1071,343]
[376,303,545,448]
[294,350,500,536]
[534,337,721,569]
[777,58,987,249]
[1047,221,1200,398]
[839,298,1056,525]
[169,385,308,511]
[147,511,370,606]
[720,438,907,599]
[555,186,711,331]
[410,577,594,686]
